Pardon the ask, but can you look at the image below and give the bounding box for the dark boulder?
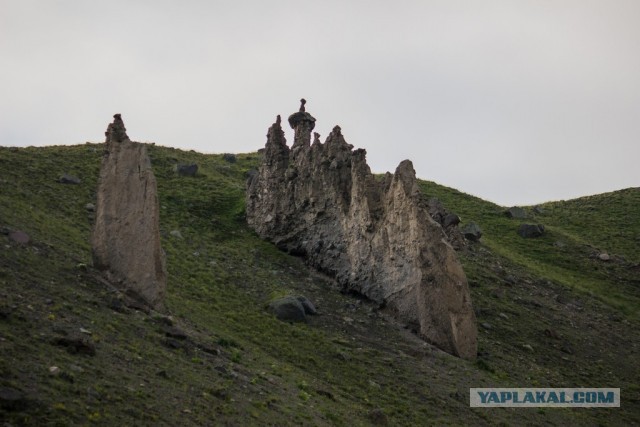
[59,174,81,184]
[461,222,482,241]
[443,213,461,228]
[518,224,545,238]
[296,296,317,315]
[177,163,198,177]
[268,296,308,322]
[0,387,29,411]
[222,153,237,163]
[52,336,96,356]
[505,206,527,219]
[8,230,29,245]
[533,206,545,215]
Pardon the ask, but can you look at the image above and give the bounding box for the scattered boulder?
[517,224,545,238]
[505,206,527,219]
[59,174,81,185]
[170,230,183,239]
[8,230,29,245]
[443,213,461,228]
[268,296,307,322]
[461,222,482,241]
[247,101,477,359]
[368,408,389,425]
[296,295,317,315]
[222,153,237,163]
[598,252,610,261]
[533,205,545,215]
[544,328,560,339]
[0,386,29,411]
[162,325,188,340]
[91,114,167,309]
[177,163,198,177]
[52,336,96,356]
[85,203,95,212]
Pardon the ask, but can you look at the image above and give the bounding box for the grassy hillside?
[418,182,640,316]
[1,144,638,426]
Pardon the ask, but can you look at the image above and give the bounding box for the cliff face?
[247,102,477,359]
[92,114,167,309]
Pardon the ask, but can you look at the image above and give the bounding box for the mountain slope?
[0,144,638,426]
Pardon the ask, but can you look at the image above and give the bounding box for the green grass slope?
[419,182,640,316]
[0,144,638,426]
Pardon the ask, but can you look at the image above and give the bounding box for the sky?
[1,0,639,206]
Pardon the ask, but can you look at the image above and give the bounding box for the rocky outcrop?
[92,114,167,309]
[247,101,477,359]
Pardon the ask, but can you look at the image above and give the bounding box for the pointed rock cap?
[105,113,130,143]
[288,98,316,130]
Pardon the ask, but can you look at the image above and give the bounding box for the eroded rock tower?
[92,114,167,309]
[247,101,477,359]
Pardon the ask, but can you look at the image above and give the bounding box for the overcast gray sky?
[1,1,638,206]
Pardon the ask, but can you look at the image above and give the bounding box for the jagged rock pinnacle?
[93,115,167,309]
[247,107,478,359]
[105,113,129,144]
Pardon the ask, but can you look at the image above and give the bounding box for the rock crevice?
[247,102,477,359]
[92,114,167,309]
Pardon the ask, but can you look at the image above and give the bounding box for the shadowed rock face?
[92,114,167,309]
[246,103,477,359]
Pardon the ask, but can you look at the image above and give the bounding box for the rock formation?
[92,114,167,309]
[247,102,477,359]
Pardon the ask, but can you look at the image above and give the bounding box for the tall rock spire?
[92,114,167,309]
[247,100,477,359]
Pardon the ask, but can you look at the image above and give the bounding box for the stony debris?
[427,198,465,248]
[91,114,167,309]
[247,100,477,359]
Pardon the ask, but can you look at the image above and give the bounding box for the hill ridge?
[0,143,638,425]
